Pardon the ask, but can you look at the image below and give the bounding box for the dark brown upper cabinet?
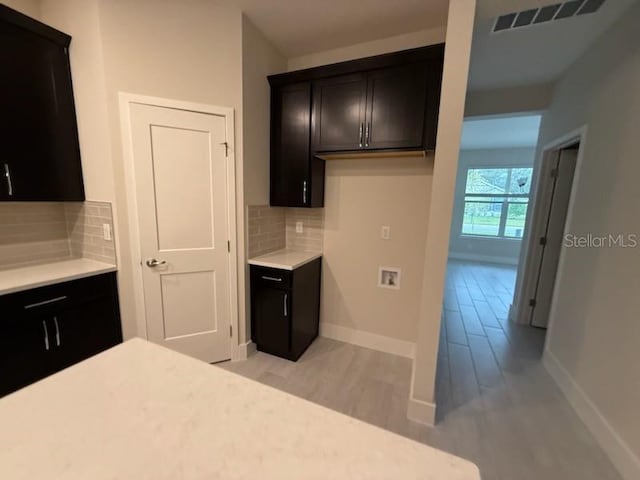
[0,5,85,201]
[268,44,444,208]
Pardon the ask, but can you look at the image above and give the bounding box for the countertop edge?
[248,251,322,271]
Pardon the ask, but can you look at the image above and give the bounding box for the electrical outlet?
[102,223,112,241]
[381,225,391,240]
[296,221,303,233]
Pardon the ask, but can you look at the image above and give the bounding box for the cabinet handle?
[53,316,61,347]
[3,163,13,197]
[24,296,68,310]
[261,276,282,282]
[365,122,370,147]
[359,123,363,148]
[302,180,307,204]
[284,293,288,317]
[42,320,50,351]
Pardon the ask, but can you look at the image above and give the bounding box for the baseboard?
[407,396,436,426]
[233,341,257,361]
[448,252,519,266]
[544,349,640,480]
[319,322,416,359]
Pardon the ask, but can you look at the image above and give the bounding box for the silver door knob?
[146,258,167,268]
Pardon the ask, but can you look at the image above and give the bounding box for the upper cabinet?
[0,5,85,201]
[268,44,444,208]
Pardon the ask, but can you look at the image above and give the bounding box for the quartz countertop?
[0,258,117,295]
[248,248,322,270]
[0,339,479,479]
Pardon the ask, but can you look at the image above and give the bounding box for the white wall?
[464,83,553,118]
[534,3,640,478]
[449,147,536,265]
[3,0,39,18]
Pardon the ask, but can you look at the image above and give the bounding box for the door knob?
[146,258,167,268]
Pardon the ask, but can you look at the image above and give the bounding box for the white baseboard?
[544,349,640,480]
[407,396,436,426]
[233,341,257,361]
[448,252,519,266]
[319,322,416,359]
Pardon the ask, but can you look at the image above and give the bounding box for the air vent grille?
[493,0,607,33]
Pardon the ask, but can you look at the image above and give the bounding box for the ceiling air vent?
[492,0,607,33]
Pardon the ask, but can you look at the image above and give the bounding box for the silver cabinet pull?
[284,293,288,317]
[53,316,61,347]
[365,122,370,147]
[302,180,307,204]
[358,123,363,148]
[42,320,50,351]
[261,276,282,282]
[146,258,167,268]
[24,296,67,310]
[3,163,13,197]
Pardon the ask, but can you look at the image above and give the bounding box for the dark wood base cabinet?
[250,259,321,361]
[0,272,122,397]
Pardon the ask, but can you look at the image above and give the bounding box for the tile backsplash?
[248,205,324,258]
[65,201,116,264]
[0,201,117,271]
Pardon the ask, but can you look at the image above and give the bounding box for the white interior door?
[530,147,578,328]
[130,103,232,363]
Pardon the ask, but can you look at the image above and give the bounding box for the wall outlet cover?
[102,223,112,241]
[381,225,391,240]
[296,221,303,233]
[378,267,401,290]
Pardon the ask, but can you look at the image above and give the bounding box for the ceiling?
[460,115,542,150]
[468,0,638,90]
[221,0,449,57]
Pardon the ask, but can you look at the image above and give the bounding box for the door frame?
[118,92,240,360]
[511,125,587,335]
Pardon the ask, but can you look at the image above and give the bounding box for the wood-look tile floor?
[219,260,621,480]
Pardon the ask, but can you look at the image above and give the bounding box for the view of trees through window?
[462,167,533,238]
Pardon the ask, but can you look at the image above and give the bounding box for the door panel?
[253,285,290,356]
[531,148,578,328]
[271,83,312,207]
[130,103,232,363]
[365,64,428,150]
[312,74,367,152]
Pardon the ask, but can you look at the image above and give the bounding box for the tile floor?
[219,260,621,480]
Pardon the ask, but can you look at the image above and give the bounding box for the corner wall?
[534,3,640,478]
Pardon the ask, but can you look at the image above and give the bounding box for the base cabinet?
[250,258,321,361]
[0,272,122,396]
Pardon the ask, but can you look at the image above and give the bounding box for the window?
[462,167,533,238]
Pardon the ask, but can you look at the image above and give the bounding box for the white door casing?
[126,100,235,363]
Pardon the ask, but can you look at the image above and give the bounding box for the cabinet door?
[0,18,84,201]
[53,297,122,371]
[364,64,428,150]
[0,316,52,396]
[312,73,367,152]
[271,82,312,207]
[252,285,291,357]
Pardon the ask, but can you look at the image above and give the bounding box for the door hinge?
[220,141,229,157]
[227,240,230,253]
[229,325,233,337]
[539,236,547,246]
[550,168,559,178]
[529,298,537,307]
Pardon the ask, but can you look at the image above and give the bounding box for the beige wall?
[287,26,445,71]
[3,0,40,18]
[536,4,640,477]
[321,158,432,342]
[449,147,536,264]
[409,0,476,425]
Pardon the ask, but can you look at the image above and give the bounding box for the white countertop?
[0,339,479,479]
[249,248,322,270]
[0,258,117,295]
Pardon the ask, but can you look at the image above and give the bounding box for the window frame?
[461,166,532,239]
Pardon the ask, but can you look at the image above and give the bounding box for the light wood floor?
[219,260,621,480]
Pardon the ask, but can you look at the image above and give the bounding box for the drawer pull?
[42,320,50,351]
[53,316,61,347]
[261,276,282,282]
[24,296,68,310]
